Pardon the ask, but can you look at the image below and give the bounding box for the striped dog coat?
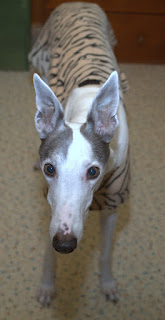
[29,2,130,212]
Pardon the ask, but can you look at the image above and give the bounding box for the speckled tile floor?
[0,64,165,320]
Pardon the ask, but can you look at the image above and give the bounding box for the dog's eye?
[44,164,55,177]
[87,167,100,179]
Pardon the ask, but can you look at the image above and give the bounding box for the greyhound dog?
[30,2,129,307]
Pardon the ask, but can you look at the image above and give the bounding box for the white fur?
[64,86,99,123]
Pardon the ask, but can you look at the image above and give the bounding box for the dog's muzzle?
[52,232,77,254]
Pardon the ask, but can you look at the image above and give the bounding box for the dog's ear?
[33,73,64,139]
[86,71,119,143]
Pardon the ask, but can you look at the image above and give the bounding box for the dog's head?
[33,72,119,253]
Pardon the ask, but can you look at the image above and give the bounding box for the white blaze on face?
[63,123,93,174]
[46,123,103,242]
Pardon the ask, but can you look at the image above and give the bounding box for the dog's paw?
[101,278,119,303]
[37,283,56,307]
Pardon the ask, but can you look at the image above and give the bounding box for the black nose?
[53,233,77,254]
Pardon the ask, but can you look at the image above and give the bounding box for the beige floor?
[0,64,165,320]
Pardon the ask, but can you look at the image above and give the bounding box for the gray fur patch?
[80,123,110,166]
[39,124,73,161]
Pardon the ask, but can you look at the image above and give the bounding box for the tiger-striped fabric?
[90,149,130,211]
[29,2,130,212]
[28,2,128,106]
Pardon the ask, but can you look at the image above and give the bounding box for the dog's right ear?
[33,73,64,139]
[86,71,119,143]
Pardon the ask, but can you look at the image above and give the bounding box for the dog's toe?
[101,278,119,303]
[37,284,55,307]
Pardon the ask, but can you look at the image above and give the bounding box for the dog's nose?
[52,232,77,254]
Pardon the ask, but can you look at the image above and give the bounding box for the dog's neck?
[64,86,100,124]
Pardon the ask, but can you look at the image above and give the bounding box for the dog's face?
[33,72,119,253]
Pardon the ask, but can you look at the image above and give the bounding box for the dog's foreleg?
[37,236,56,306]
[100,211,119,303]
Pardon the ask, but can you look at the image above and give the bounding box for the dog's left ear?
[33,73,64,139]
[86,71,119,143]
